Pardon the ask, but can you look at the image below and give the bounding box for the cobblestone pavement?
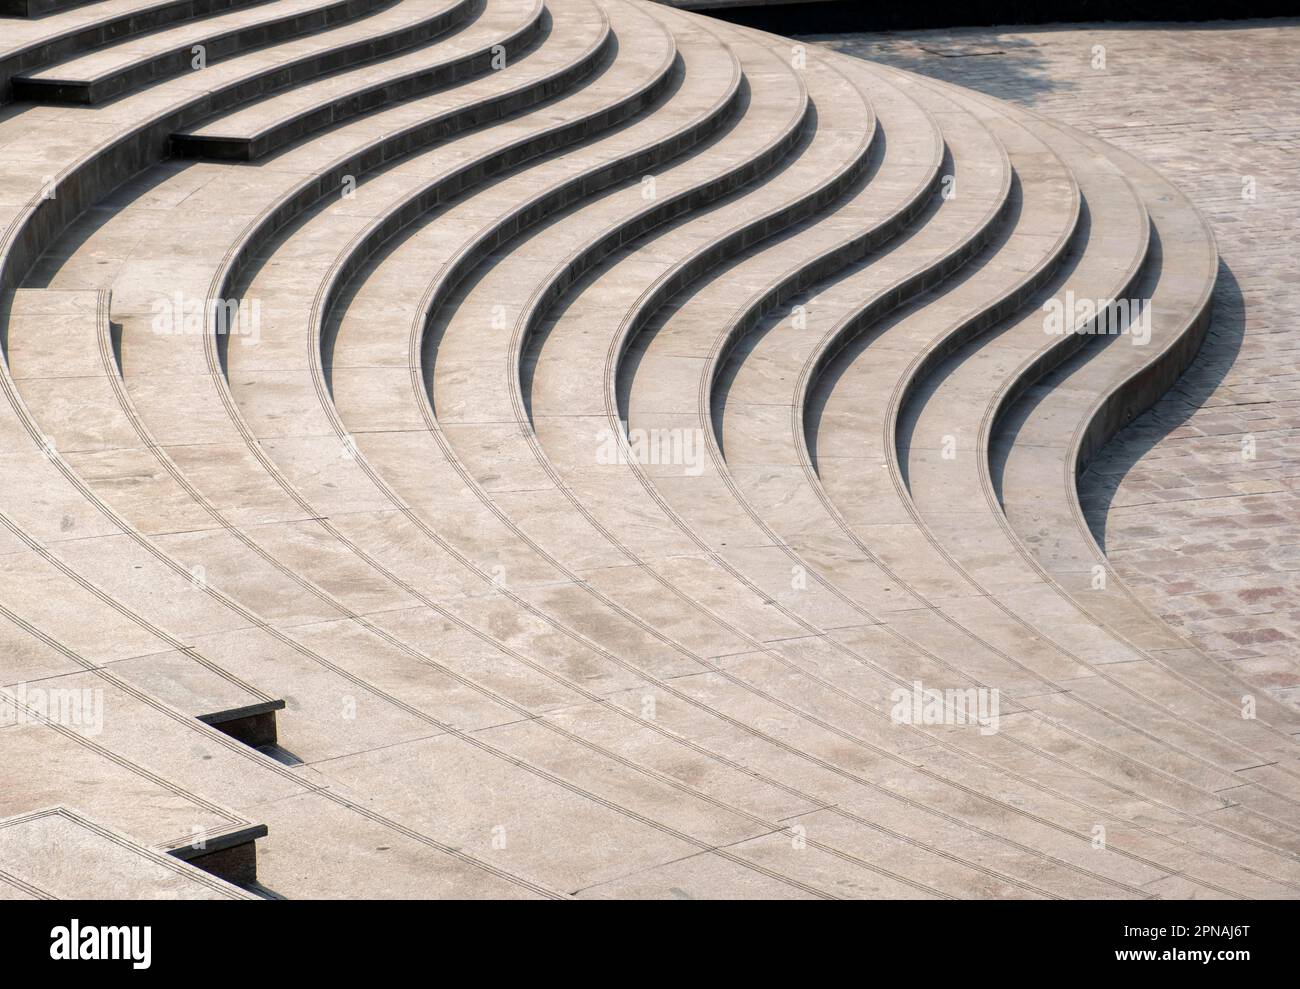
[810,19,1300,708]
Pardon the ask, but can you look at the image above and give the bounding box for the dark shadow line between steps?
[709,128,918,456]
[229,2,590,384]
[612,99,829,425]
[513,71,759,421]
[892,189,1092,492]
[988,216,1166,504]
[19,163,195,289]
[803,165,1027,470]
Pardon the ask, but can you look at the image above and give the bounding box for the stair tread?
[0,0,262,60]
[17,0,384,86]
[0,807,255,899]
[197,13,1253,894]
[0,0,1292,899]
[176,0,539,146]
[993,135,1300,737]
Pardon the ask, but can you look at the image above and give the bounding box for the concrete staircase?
[1,0,1293,899]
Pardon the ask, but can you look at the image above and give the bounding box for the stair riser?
[1,0,297,101]
[211,18,621,327]
[1076,285,1214,474]
[407,69,767,380]
[988,231,1153,452]
[800,187,1019,423]
[1,1,487,296]
[892,199,1085,451]
[13,0,476,105]
[322,54,700,354]
[174,0,544,160]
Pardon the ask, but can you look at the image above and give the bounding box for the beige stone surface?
[0,0,1293,898]
[813,18,1300,712]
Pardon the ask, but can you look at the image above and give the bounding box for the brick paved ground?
[810,19,1300,708]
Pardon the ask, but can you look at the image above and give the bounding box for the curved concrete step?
[8,1,629,699]
[13,0,450,104]
[0,0,560,298]
[212,14,1181,898]
[316,57,1153,896]
[0,0,279,99]
[0,3,670,899]
[7,0,935,899]
[0,0,1283,898]
[992,138,1300,780]
[807,120,1300,882]
[886,99,1300,844]
[10,0,620,626]
[312,25,1289,894]
[894,111,1300,753]
[214,6,970,900]
[172,0,545,159]
[612,73,1300,878]
[993,146,1217,641]
[12,0,661,758]
[0,809,258,898]
[509,38,1300,888]
[710,68,1300,866]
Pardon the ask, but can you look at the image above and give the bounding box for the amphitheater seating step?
[12,0,470,104]
[0,808,256,899]
[0,0,1291,899]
